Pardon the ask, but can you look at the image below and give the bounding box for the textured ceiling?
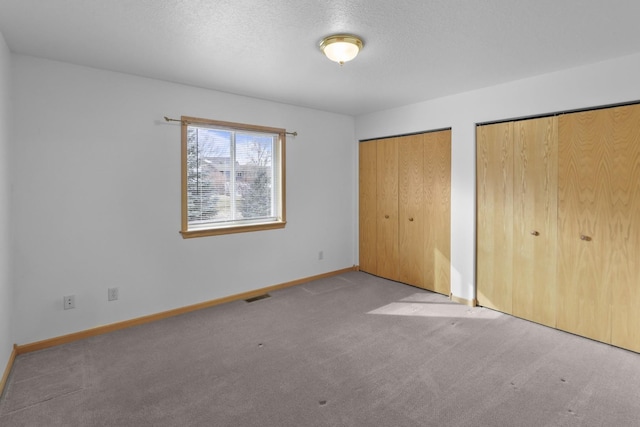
[1,0,640,116]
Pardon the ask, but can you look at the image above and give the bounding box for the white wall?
[11,55,356,345]
[355,52,640,302]
[10,48,640,347]
[0,32,13,373]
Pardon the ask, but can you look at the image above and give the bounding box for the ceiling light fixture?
[319,34,364,65]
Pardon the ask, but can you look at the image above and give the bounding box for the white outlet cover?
[63,295,75,310]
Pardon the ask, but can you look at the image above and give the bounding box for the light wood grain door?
[359,141,377,274]
[512,117,558,327]
[557,109,615,344]
[376,138,400,281]
[609,104,640,352]
[476,122,514,313]
[398,134,425,287]
[424,130,451,295]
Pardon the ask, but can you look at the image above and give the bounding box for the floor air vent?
[245,293,271,303]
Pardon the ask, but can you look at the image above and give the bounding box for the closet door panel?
[424,130,451,295]
[476,123,514,313]
[359,141,378,274]
[610,104,640,352]
[558,110,614,344]
[512,117,558,327]
[398,135,425,287]
[376,138,400,281]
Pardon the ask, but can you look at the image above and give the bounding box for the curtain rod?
[163,116,298,136]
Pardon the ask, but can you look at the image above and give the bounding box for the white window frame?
[180,116,286,238]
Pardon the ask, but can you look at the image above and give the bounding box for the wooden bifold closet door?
[359,130,451,294]
[477,104,640,353]
[512,117,558,328]
[609,105,640,353]
[557,109,614,343]
[423,131,452,295]
[398,135,425,287]
[376,137,400,282]
[476,122,514,313]
[359,141,377,274]
[611,105,640,352]
[557,104,640,351]
[476,116,557,326]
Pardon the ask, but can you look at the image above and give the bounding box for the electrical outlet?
[108,287,119,301]
[318,250,324,260]
[63,295,75,310]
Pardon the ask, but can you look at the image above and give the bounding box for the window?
[180,116,286,238]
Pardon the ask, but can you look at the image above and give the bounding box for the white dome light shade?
[320,35,364,65]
